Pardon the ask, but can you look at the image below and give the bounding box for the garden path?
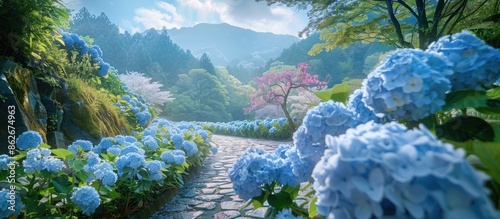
[150,135,292,219]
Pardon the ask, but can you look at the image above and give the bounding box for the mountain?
[166,23,300,68]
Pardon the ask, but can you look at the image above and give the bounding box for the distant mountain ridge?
[166,23,300,68]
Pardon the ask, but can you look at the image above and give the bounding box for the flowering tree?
[245,63,327,131]
[118,71,174,113]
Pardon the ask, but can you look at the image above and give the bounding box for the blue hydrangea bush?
[200,117,297,140]
[0,118,214,218]
[229,31,500,218]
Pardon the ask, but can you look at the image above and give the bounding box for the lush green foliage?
[258,0,499,50]
[0,0,68,62]
[265,34,393,86]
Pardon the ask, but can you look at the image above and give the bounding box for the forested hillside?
[265,33,394,86]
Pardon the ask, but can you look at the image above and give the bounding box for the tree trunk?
[280,103,296,132]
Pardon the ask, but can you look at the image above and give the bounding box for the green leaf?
[473,141,500,184]
[251,191,268,209]
[52,175,72,194]
[315,82,350,104]
[268,191,293,209]
[487,87,500,99]
[442,90,488,111]
[309,196,318,218]
[282,185,300,200]
[72,160,85,171]
[51,148,74,159]
[436,116,495,142]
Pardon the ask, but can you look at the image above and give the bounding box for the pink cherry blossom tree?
[245,63,327,131]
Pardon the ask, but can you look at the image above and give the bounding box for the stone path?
[150,135,292,219]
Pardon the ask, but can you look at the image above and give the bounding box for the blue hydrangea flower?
[115,152,146,177]
[211,145,218,154]
[182,140,198,157]
[70,186,100,216]
[142,136,158,151]
[106,145,122,155]
[93,137,113,154]
[427,30,500,90]
[197,130,209,141]
[276,208,305,219]
[23,148,66,173]
[120,144,145,156]
[83,153,101,182]
[161,150,186,165]
[291,101,359,182]
[0,154,13,170]
[273,145,303,187]
[312,121,498,219]
[92,161,117,186]
[16,131,43,150]
[347,89,384,123]
[0,188,24,218]
[269,127,277,134]
[97,61,110,77]
[362,48,452,121]
[68,140,93,155]
[145,160,164,181]
[228,148,279,200]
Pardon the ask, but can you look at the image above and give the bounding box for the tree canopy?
[257,0,500,50]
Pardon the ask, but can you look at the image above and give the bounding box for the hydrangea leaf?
[473,141,500,184]
[51,148,75,160]
[442,90,489,111]
[309,196,318,218]
[487,87,500,99]
[315,82,350,104]
[436,116,495,142]
[250,191,268,209]
[268,191,293,209]
[52,175,72,194]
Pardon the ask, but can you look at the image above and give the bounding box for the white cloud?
[133,2,185,30]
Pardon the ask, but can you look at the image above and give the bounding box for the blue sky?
[63,0,309,36]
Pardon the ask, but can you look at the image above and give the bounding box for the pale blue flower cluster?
[211,145,218,154]
[312,121,498,219]
[117,95,152,127]
[347,89,384,123]
[0,154,13,170]
[427,30,500,90]
[70,186,100,216]
[170,134,185,149]
[23,148,66,173]
[229,148,279,200]
[276,208,305,219]
[16,131,43,150]
[229,145,305,200]
[362,48,452,121]
[145,160,164,181]
[161,150,186,165]
[142,135,158,150]
[92,137,113,154]
[182,140,199,157]
[269,127,277,134]
[60,31,111,77]
[0,188,24,218]
[115,152,146,177]
[198,117,294,139]
[93,162,117,186]
[292,100,359,182]
[68,140,94,155]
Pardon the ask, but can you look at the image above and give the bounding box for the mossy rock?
[65,76,131,140]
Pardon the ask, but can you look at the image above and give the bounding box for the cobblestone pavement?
[151,135,292,219]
